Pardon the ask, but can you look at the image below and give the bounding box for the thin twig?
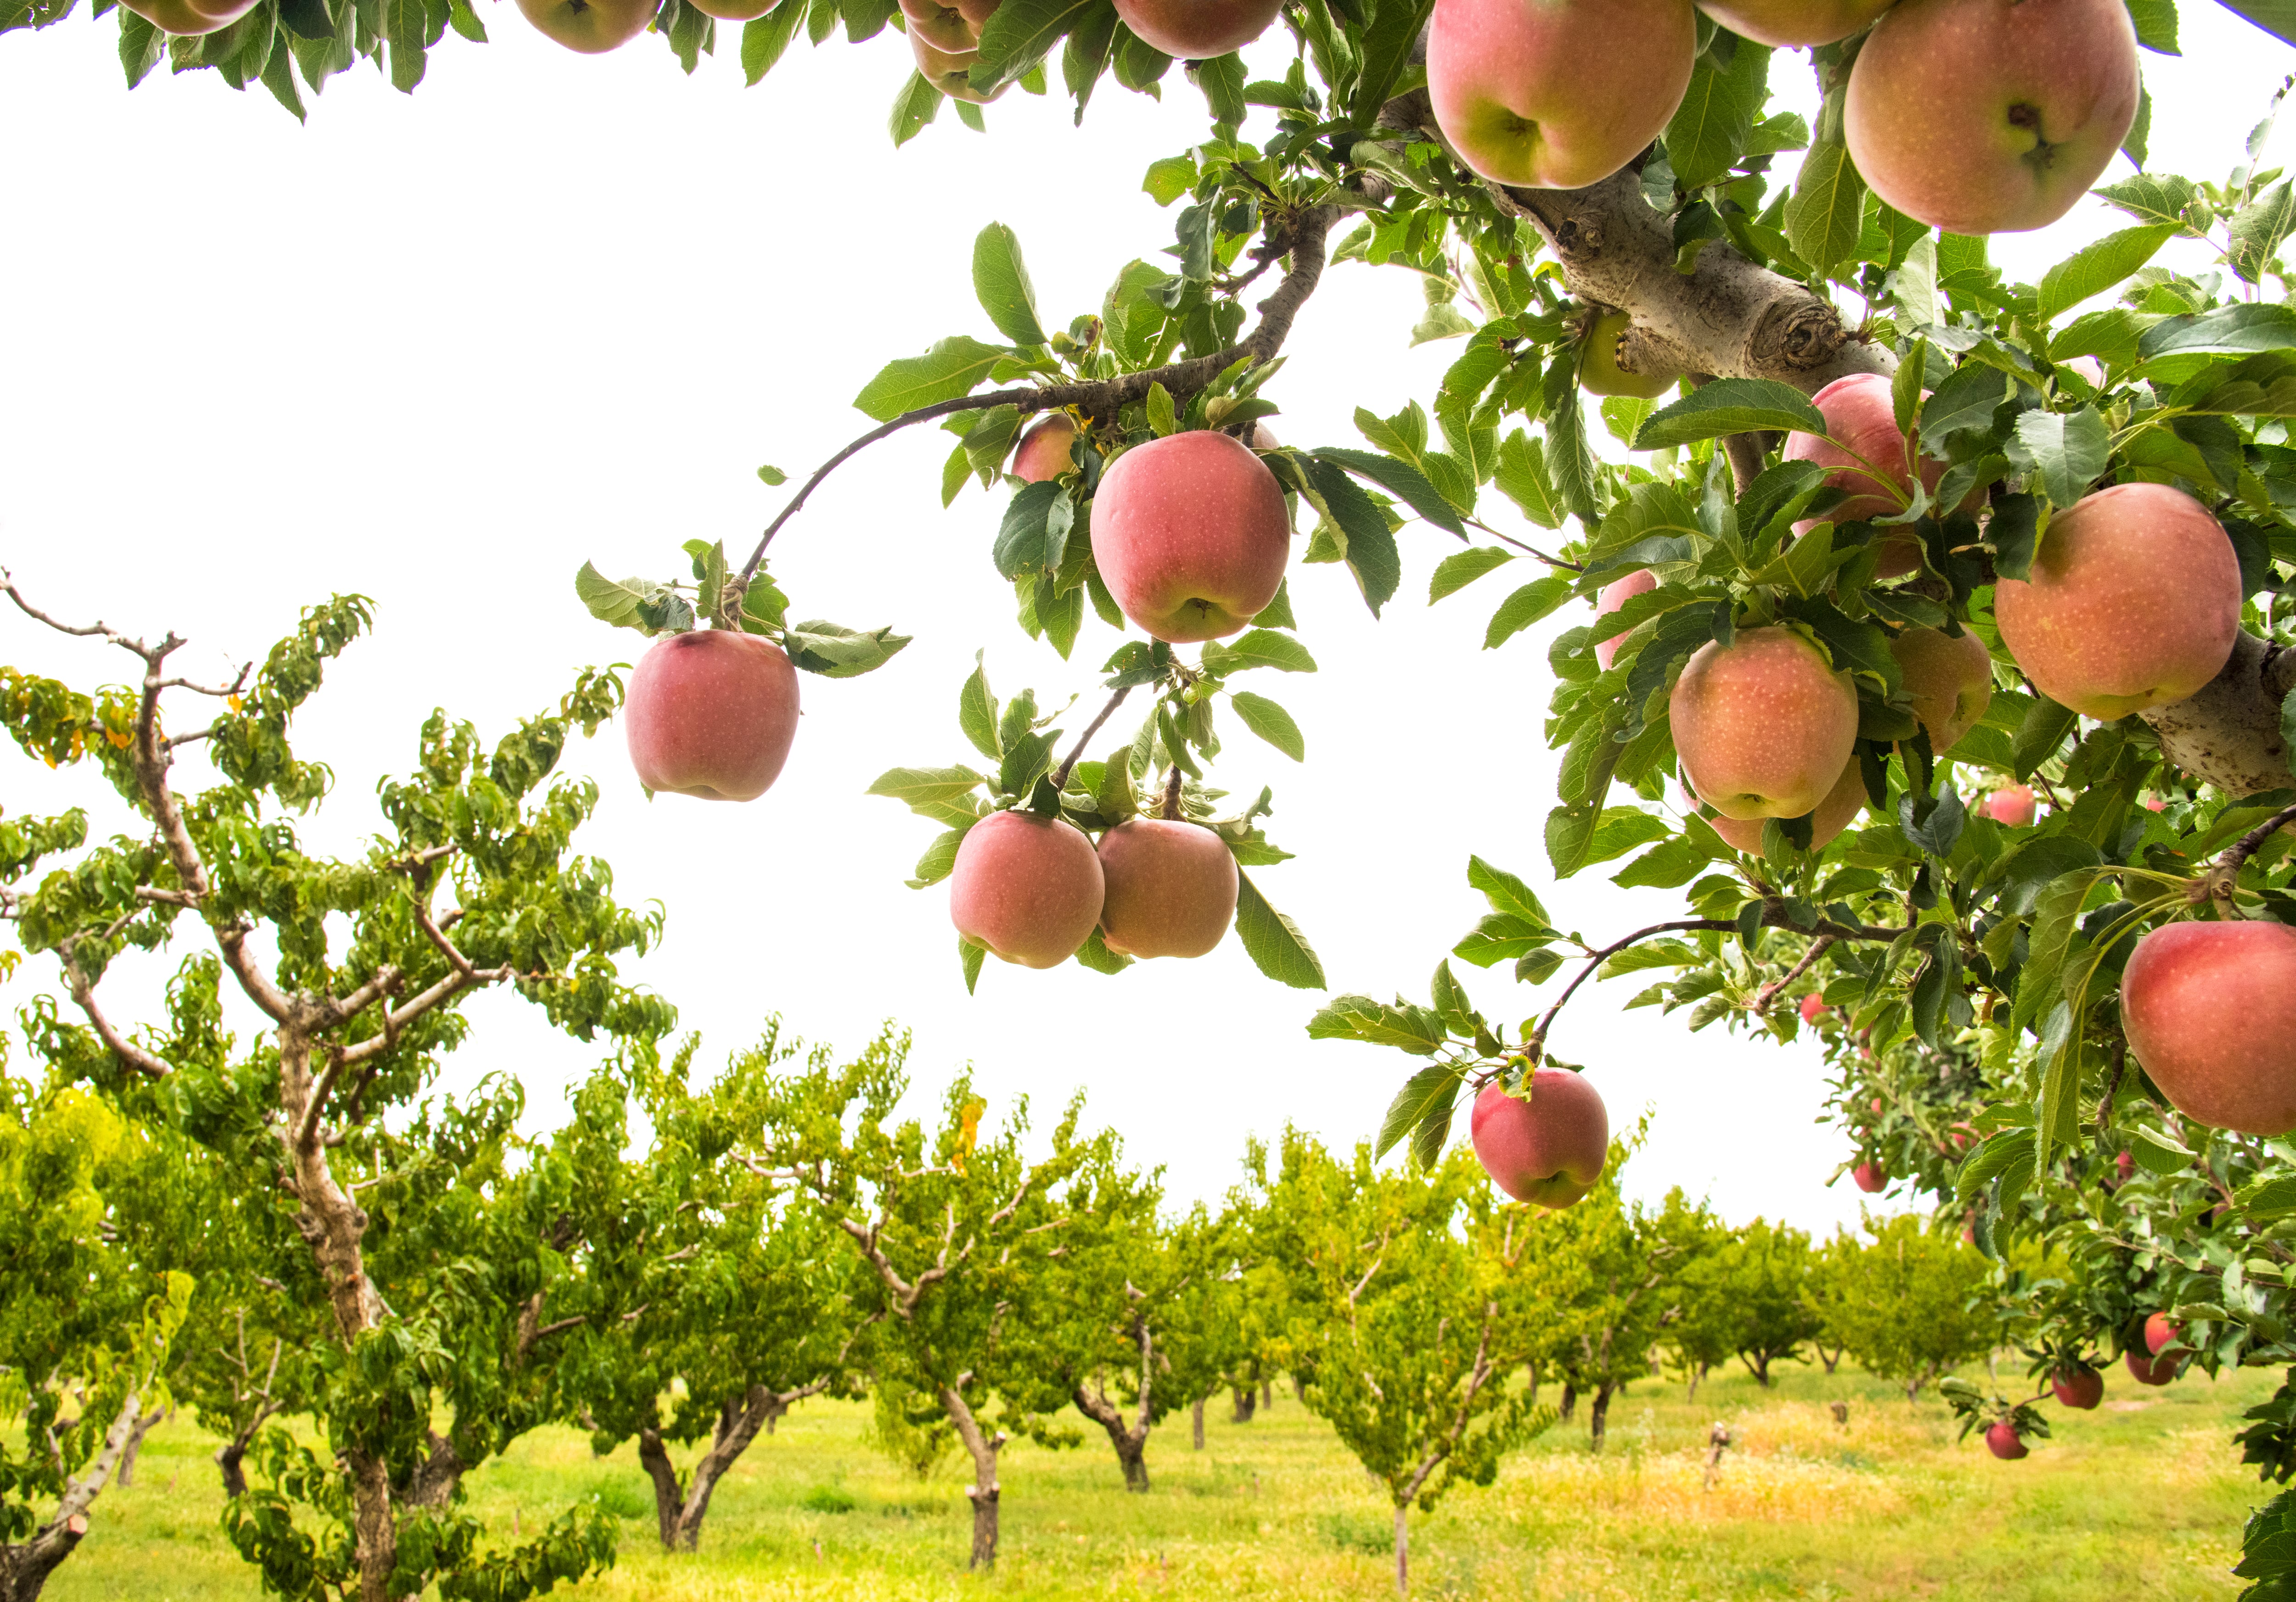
[1459,517,1584,569]
[1751,935,1835,1015]
[1161,764,1183,821]
[1049,686,1133,792]
[2208,801,2296,916]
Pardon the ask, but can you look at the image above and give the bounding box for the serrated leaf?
[1303,457,1401,616]
[957,654,1001,762]
[1311,446,1468,535]
[889,70,943,147]
[1483,575,1574,649]
[1429,547,1515,603]
[1494,429,1562,529]
[784,620,912,678]
[742,0,806,82]
[1784,140,1866,277]
[867,766,987,827]
[968,0,1097,92]
[2012,407,2111,507]
[1199,629,1316,674]
[854,335,1007,422]
[2230,180,2296,285]
[1634,379,1825,448]
[971,223,1047,347]
[1235,870,1326,990]
[2037,225,2175,322]
[1228,691,1304,761]
[1467,854,1548,925]
[1663,34,1768,191]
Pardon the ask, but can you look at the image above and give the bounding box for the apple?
[2115,1150,2135,1183]
[898,0,992,48]
[625,630,800,802]
[1852,1160,1886,1193]
[1096,819,1238,959]
[1593,568,1657,671]
[2126,1346,2176,1387]
[1469,1072,1609,1207]
[1992,483,2241,721]
[1697,757,1868,854]
[2120,922,2296,1136]
[118,0,259,32]
[1980,785,2036,827]
[686,0,775,16]
[1890,626,1993,753]
[2051,1366,2104,1410]
[2143,795,2167,813]
[1091,432,1290,643]
[1845,0,2139,236]
[1428,0,1698,190]
[1983,1422,2029,1461]
[1784,374,1978,579]
[1670,626,1860,820]
[514,0,659,52]
[1112,0,1283,58]
[1012,415,1078,484]
[1580,311,1677,400]
[1692,0,1891,45]
[949,811,1105,970]
[1801,993,1829,1024]
[911,30,1008,102]
[2144,1311,2181,1357]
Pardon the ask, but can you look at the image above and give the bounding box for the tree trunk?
[215,1439,249,1500]
[1525,1364,1539,1407]
[1589,1382,1615,1452]
[1820,1343,1843,1376]
[1686,1362,1705,1404]
[408,1431,464,1510]
[941,1385,1004,1569]
[1392,1502,1409,1597]
[1231,1385,1256,1423]
[1739,1350,1773,1387]
[1264,1377,1275,1410]
[636,1388,789,1551]
[1072,1383,1152,1493]
[0,1389,142,1602]
[1192,1396,1204,1450]
[114,1404,170,1488]
[1558,1382,1576,1423]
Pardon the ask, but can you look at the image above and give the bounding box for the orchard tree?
[1806,1213,1993,1398]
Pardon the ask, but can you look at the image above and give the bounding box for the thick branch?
[59,945,173,1080]
[2141,632,2296,798]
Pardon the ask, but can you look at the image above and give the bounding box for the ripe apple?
[514,0,659,52]
[1697,757,1868,854]
[1784,374,1977,579]
[898,0,990,48]
[1993,483,2241,721]
[1890,626,1993,753]
[118,0,259,32]
[1091,432,1289,643]
[1845,0,2139,236]
[2143,1311,2181,1357]
[2115,1150,2135,1183]
[2121,922,2296,1136]
[2051,1365,2104,1410]
[1852,1160,1886,1193]
[1800,993,1828,1024]
[1096,819,1238,959]
[1670,626,1860,821]
[949,811,1105,970]
[625,630,800,802]
[1580,311,1677,400]
[1983,1422,2029,1461]
[1980,785,2036,827]
[1012,415,1078,484]
[2126,1346,2176,1386]
[1429,0,1698,190]
[911,30,1008,102]
[1469,1072,1609,1207]
[1593,568,1657,671]
[1691,0,1892,45]
[686,0,774,16]
[1112,0,1282,57]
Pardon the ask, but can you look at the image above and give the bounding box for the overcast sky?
[0,2,2286,1232]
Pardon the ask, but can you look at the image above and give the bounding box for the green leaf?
[1146,382,1177,437]
[888,70,943,147]
[1634,379,1825,448]
[1783,139,1866,277]
[1235,870,1326,990]
[384,0,426,93]
[2036,225,2176,322]
[1429,547,1515,603]
[1581,807,1672,867]
[2013,407,2111,508]
[1348,0,1435,124]
[1467,854,1548,925]
[784,620,912,678]
[2012,692,2078,779]
[2095,172,2208,233]
[907,827,969,889]
[1663,36,1768,191]
[2220,0,2296,47]
[1483,575,1575,649]
[1074,926,1134,974]
[1309,996,1446,1058]
[573,563,672,634]
[1494,429,1563,529]
[2138,303,2296,363]
[854,335,1007,421]
[1302,457,1401,616]
[994,480,1064,580]
[1187,50,1246,125]
[1199,628,1316,674]
[1228,691,1304,761]
[742,0,806,82]
[2229,180,2296,285]
[968,0,1097,92]
[1142,154,1197,205]
[971,223,1047,347]
[868,766,987,827]
[957,654,1001,762]
[1311,446,1468,535]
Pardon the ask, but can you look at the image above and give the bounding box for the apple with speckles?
[1470,1072,1609,1207]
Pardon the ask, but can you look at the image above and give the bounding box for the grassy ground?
[53,1358,2277,1601]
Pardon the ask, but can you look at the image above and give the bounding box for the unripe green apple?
[625,630,800,802]
[1090,432,1289,643]
[1979,785,2035,827]
[1889,625,1993,754]
[1097,819,1238,959]
[1580,311,1677,400]
[1428,0,1698,190]
[1784,374,1979,579]
[1670,626,1860,821]
[2051,1365,2104,1409]
[1011,415,1078,484]
[1843,0,2139,235]
[2121,921,2296,1136]
[514,0,659,52]
[1469,1073,1609,1207]
[1993,483,2241,721]
[1692,0,1891,45]
[1593,568,1656,671]
[118,0,259,33]
[1694,757,1868,853]
[949,811,1105,970]
[1112,0,1283,58]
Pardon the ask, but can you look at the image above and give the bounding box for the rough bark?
[1589,1382,1616,1451]
[2140,632,2296,797]
[1231,1385,1256,1424]
[1191,1396,1204,1450]
[113,1404,170,1488]
[1263,1377,1276,1410]
[1558,1382,1577,1423]
[1740,1350,1774,1388]
[1685,1362,1706,1404]
[215,1438,251,1501]
[407,1431,464,1510]
[636,1387,793,1551]
[1393,1503,1410,1597]
[0,1389,142,1602]
[1072,1383,1151,1493]
[941,1386,1004,1569]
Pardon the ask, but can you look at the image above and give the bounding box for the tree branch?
[1050,686,1133,792]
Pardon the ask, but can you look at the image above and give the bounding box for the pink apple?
[514,0,659,51]
[948,811,1105,970]
[2115,1150,2135,1183]
[118,0,259,32]
[1852,1161,1886,1193]
[1090,432,1289,643]
[1800,993,1829,1024]
[1012,415,1078,484]
[1111,0,1282,57]
[2051,1366,2104,1410]
[1697,757,1868,853]
[625,630,800,802]
[1096,819,1238,959]
[2121,922,2296,1136]
[1980,785,2036,827]
[1593,568,1657,671]
[2126,1346,2176,1387]
[1993,483,2241,721]
[1670,626,1860,821]
[1692,0,1891,45]
[2144,1310,2181,1357]
[1890,625,1994,754]
[1784,374,1979,579]
[1469,1073,1609,1207]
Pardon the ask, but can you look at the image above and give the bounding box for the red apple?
[1012,415,1078,484]
[1469,1073,1609,1207]
[1580,311,1677,400]
[2120,922,2296,1137]
[1697,757,1868,854]
[1593,568,1657,671]
[1670,626,1860,821]
[1980,785,2036,827]
[911,30,1008,102]
[898,0,983,48]
[1090,432,1289,643]
[1983,1421,2029,1460]
[625,630,800,802]
[1845,0,2139,236]
[1096,819,1238,959]
[1800,993,1829,1024]
[2115,1150,2135,1182]
[2144,1311,2181,1357]
[1111,0,1282,57]
[2051,1366,2104,1410]
[948,811,1105,970]
[1692,0,1891,45]
[514,0,659,51]
[2143,795,2167,813]
[1429,0,1698,190]
[118,0,259,32]
[2126,1347,2176,1387]
[1784,374,1977,579]
[1852,1160,1886,1193]
[1993,484,2241,721]
[1890,626,1993,754]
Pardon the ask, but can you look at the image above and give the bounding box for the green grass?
[53,1358,2279,1600]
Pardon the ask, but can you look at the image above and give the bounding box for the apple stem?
[1160,765,1183,821]
[2208,801,2296,916]
[1049,686,1133,794]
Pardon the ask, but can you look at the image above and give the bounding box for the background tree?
[1807,1214,1994,1400]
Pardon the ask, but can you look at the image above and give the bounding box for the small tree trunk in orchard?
[636,1428,687,1552]
[1263,1378,1274,1410]
[114,1405,169,1488]
[1821,1344,1843,1376]
[1589,1383,1615,1451]
[215,1440,249,1500]
[1073,1383,1152,1493]
[1232,1386,1255,1423]
[942,1387,1004,1569]
[1686,1364,1704,1404]
[1525,1365,1539,1407]
[0,1389,143,1602]
[1393,1503,1409,1597]
[1192,1397,1204,1450]
[1558,1382,1576,1423]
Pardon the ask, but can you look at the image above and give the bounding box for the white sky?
[0,2,2286,1233]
